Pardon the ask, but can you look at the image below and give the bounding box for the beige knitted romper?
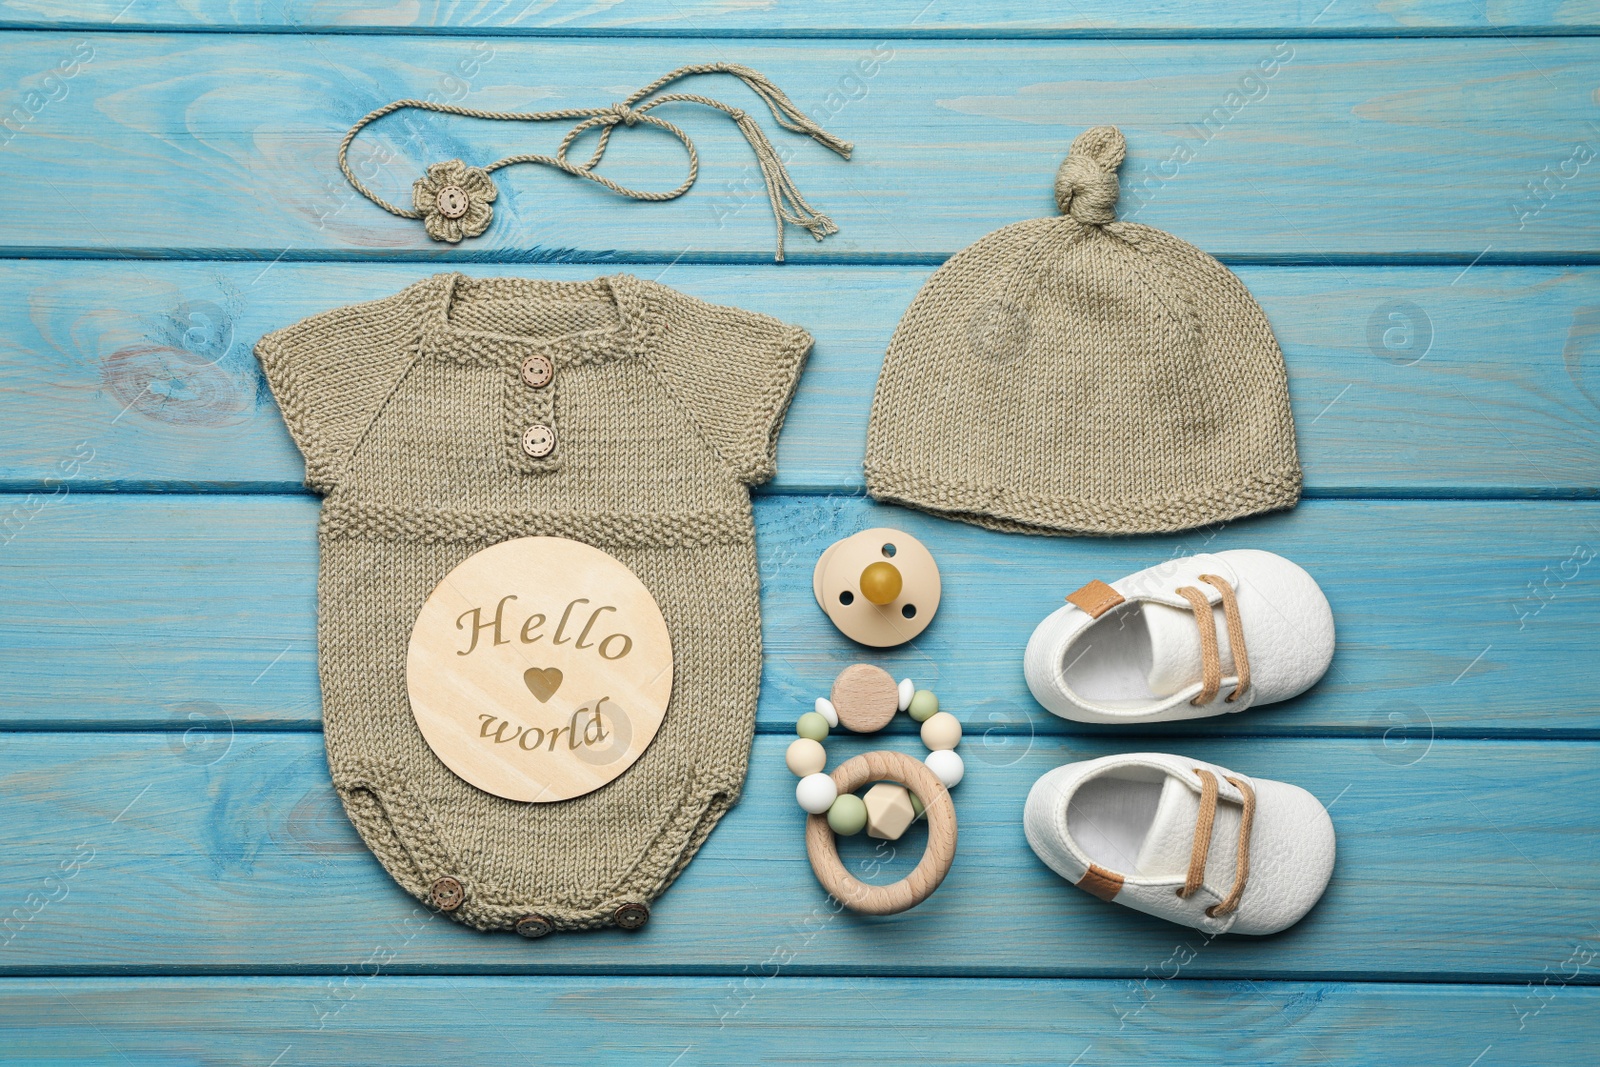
[256,273,811,933]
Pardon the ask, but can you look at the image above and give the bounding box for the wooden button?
[830,664,899,733]
[613,902,650,930]
[431,876,465,912]
[520,354,553,388]
[435,185,469,219]
[514,914,553,939]
[521,424,556,458]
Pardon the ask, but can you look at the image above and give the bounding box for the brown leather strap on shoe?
[1065,579,1124,619]
[1076,863,1124,902]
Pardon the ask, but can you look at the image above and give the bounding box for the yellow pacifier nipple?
[859,561,903,605]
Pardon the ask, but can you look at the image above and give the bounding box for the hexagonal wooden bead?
[863,782,918,841]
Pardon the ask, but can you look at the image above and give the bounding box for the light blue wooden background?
[1,3,1598,1064]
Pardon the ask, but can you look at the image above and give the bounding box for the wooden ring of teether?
[804,749,958,915]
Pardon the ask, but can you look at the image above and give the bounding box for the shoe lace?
[1176,769,1257,918]
[1173,574,1251,706]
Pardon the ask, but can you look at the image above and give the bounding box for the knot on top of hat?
[1055,125,1126,225]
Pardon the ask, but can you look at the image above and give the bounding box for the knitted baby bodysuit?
[256,273,811,933]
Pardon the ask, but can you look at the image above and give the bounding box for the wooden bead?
[830,664,899,733]
[796,711,830,741]
[786,738,827,777]
[863,782,917,841]
[920,711,962,751]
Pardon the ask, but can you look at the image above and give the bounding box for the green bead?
[910,792,925,819]
[907,689,939,722]
[827,794,868,836]
[796,711,830,741]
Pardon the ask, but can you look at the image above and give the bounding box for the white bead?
[897,678,914,711]
[785,738,827,777]
[920,711,962,751]
[814,696,839,728]
[925,749,964,788]
[796,773,839,814]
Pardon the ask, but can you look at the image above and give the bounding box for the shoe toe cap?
[1228,777,1337,935]
[1216,550,1336,705]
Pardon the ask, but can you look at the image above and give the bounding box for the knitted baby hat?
[864,126,1300,536]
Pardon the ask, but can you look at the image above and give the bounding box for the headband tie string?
[338,62,853,261]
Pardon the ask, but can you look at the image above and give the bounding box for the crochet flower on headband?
[412,160,497,243]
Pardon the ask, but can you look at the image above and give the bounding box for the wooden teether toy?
[788,666,963,914]
[813,528,941,647]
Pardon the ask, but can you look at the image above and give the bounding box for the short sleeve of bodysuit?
[640,282,812,486]
[254,286,422,493]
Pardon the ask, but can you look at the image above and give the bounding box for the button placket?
[505,344,560,473]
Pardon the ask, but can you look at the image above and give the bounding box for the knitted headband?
[339,63,853,261]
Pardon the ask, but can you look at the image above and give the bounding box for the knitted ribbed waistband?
[319,499,754,547]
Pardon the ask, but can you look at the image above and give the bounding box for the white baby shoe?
[1024,752,1335,935]
[1024,550,1333,724]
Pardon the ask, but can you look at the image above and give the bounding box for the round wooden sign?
[406,537,674,803]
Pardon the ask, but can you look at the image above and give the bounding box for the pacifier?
[812,528,941,647]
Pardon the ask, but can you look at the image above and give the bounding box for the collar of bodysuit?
[419,272,653,368]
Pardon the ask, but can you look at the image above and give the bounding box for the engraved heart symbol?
[523,667,563,703]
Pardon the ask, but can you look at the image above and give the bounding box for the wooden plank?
[2,1,1596,36]
[0,732,1595,978]
[0,977,1595,1066]
[2,494,1595,736]
[0,35,1597,259]
[3,261,1597,497]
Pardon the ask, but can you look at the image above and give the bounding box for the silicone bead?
[863,782,918,841]
[907,689,939,722]
[786,738,827,777]
[797,773,839,814]
[920,711,962,751]
[897,678,914,711]
[925,749,965,788]
[796,711,830,741]
[910,791,925,818]
[814,697,839,728]
[827,793,868,835]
